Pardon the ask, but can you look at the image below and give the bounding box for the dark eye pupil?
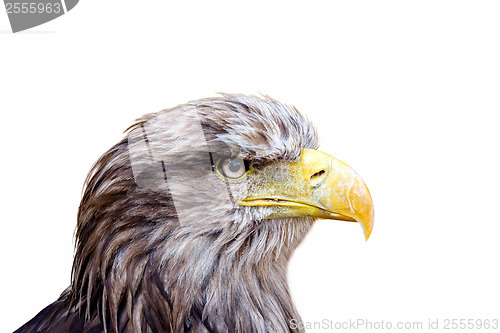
[228,160,241,172]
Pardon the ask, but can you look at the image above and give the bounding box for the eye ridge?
[216,156,250,180]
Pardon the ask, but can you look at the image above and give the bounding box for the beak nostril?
[311,170,325,179]
[310,169,326,187]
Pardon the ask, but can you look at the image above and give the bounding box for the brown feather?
[15,94,319,333]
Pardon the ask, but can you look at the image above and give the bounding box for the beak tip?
[360,211,374,241]
[363,227,371,241]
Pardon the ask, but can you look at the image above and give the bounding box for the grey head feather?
[15,94,320,333]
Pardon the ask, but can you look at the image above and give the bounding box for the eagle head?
[17,94,374,333]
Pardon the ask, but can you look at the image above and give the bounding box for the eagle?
[15,94,374,333]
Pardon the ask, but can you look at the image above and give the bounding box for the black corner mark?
[4,0,80,33]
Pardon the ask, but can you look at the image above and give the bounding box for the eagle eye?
[216,156,250,180]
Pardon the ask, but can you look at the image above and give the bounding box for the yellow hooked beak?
[238,148,374,240]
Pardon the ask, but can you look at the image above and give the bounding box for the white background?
[1,1,499,332]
